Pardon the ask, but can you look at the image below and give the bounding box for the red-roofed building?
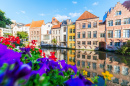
[29,20,45,46]
[75,11,101,50]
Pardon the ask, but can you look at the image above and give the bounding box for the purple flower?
[65,74,92,86]
[1,61,31,86]
[19,47,31,57]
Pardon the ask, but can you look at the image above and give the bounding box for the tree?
[0,10,12,28]
[16,31,28,41]
[3,33,13,37]
[52,38,57,44]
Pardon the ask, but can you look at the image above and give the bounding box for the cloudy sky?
[0,0,126,24]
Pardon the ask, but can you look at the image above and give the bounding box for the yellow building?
[67,50,75,65]
[67,24,75,49]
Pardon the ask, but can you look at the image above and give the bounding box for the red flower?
[42,52,46,58]
[30,45,35,51]
[39,49,42,53]
[49,52,57,61]
[31,40,37,45]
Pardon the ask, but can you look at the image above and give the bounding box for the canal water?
[42,48,130,86]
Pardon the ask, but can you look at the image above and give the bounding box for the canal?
[42,48,130,86]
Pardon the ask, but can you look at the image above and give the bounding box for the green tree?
[3,33,13,37]
[52,38,57,44]
[0,10,12,28]
[17,31,28,41]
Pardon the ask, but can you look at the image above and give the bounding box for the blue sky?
[0,0,126,24]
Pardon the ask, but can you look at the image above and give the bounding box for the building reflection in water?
[42,49,130,86]
[75,50,130,86]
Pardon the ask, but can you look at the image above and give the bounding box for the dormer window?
[53,19,55,21]
[116,11,121,16]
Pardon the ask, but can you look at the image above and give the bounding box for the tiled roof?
[122,0,130,11]
[52,23,61,29]
[99,20,103,23]
[25,23,31,26]
[30,20,45,28]
[77,11,98,21]
[52,17,59,24]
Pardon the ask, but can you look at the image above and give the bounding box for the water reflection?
[42,48,130,86]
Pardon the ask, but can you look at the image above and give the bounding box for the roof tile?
[30,20,45,28]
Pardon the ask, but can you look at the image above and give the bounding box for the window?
[82,32,85,38]
[73,43,75,46]
[115,30,121,38]
[100,33,105,37]
[69,43,72,48]
[93,41,98,45]
[115,19,121,25]
[124,18,130,24]
[64,27,66,32]
[123,30,130,38]
[37,36,39,40]
[88,22,91,28]
[82,41,86,45]
[115,42,120,47]
[64,35,66,41]
[77,54,80,58]
[34,31,36,35]
[53,31,55,34]
[82,61,85,67]
[87,55,91,59]
[48,25,50,27]
[116,11,121,16]
[59,30,60,34]
[70,29,72,33]
[73,36,75,41]
[53,19,55,21]
[93,31,97,38]
[123,42,126,46]
[82,23,86,28]
[69,36,72,41]
[87,41,91,45]
[31,31,33,35]
[110,42,113,46]
[78,23,81,29]
[82,55,85,59]
[77,41,80,45]
[93,56,97,60]
[77,60,80,66]
[56,30,57,34]
[73,29,75,33]
[77,32,80,38]
[93,22,97,28]
[108,30,113,38]
[108,20,113,26]
[88,31,91,38]
[37,31,39,35]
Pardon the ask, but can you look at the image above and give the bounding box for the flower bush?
[0,36,94,86]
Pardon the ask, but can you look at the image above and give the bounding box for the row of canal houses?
[49,1,130,51]
[9,1,130,51]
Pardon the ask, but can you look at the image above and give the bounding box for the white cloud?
[84,7,87,10]
[92,2,99,6]
[16,12,19,14]
[72,1,77,4]
[39,13,45,16]
[88,10,93,12]
[69,12,81,17]
[21,11,25,14]
[55,14,70,20]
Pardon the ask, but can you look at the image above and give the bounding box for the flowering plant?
[0,36,94,86]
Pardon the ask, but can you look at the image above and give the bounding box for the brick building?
[29,20,45,46]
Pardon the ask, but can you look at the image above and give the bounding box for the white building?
[13,23,30,37]
[41,22,52,45]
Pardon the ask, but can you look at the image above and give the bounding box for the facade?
[13,23,30,37]
[41,22,52,45]
[75,11,100,50]
[51,23,61,46]
[67,50,75,65]
[60,20,72,47]
[105,2,130,50]
[29,20,45,46]
[67,24,75,48]
[2,28,13,35]
[0,28,3,37]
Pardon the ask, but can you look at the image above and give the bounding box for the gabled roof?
[52,23,61,29]
[52,17,59,24]
[77,11,98,21]
[122,0,130,11]
[25,23,31,26]
[30,20,45,28]
[99,20,103,23]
